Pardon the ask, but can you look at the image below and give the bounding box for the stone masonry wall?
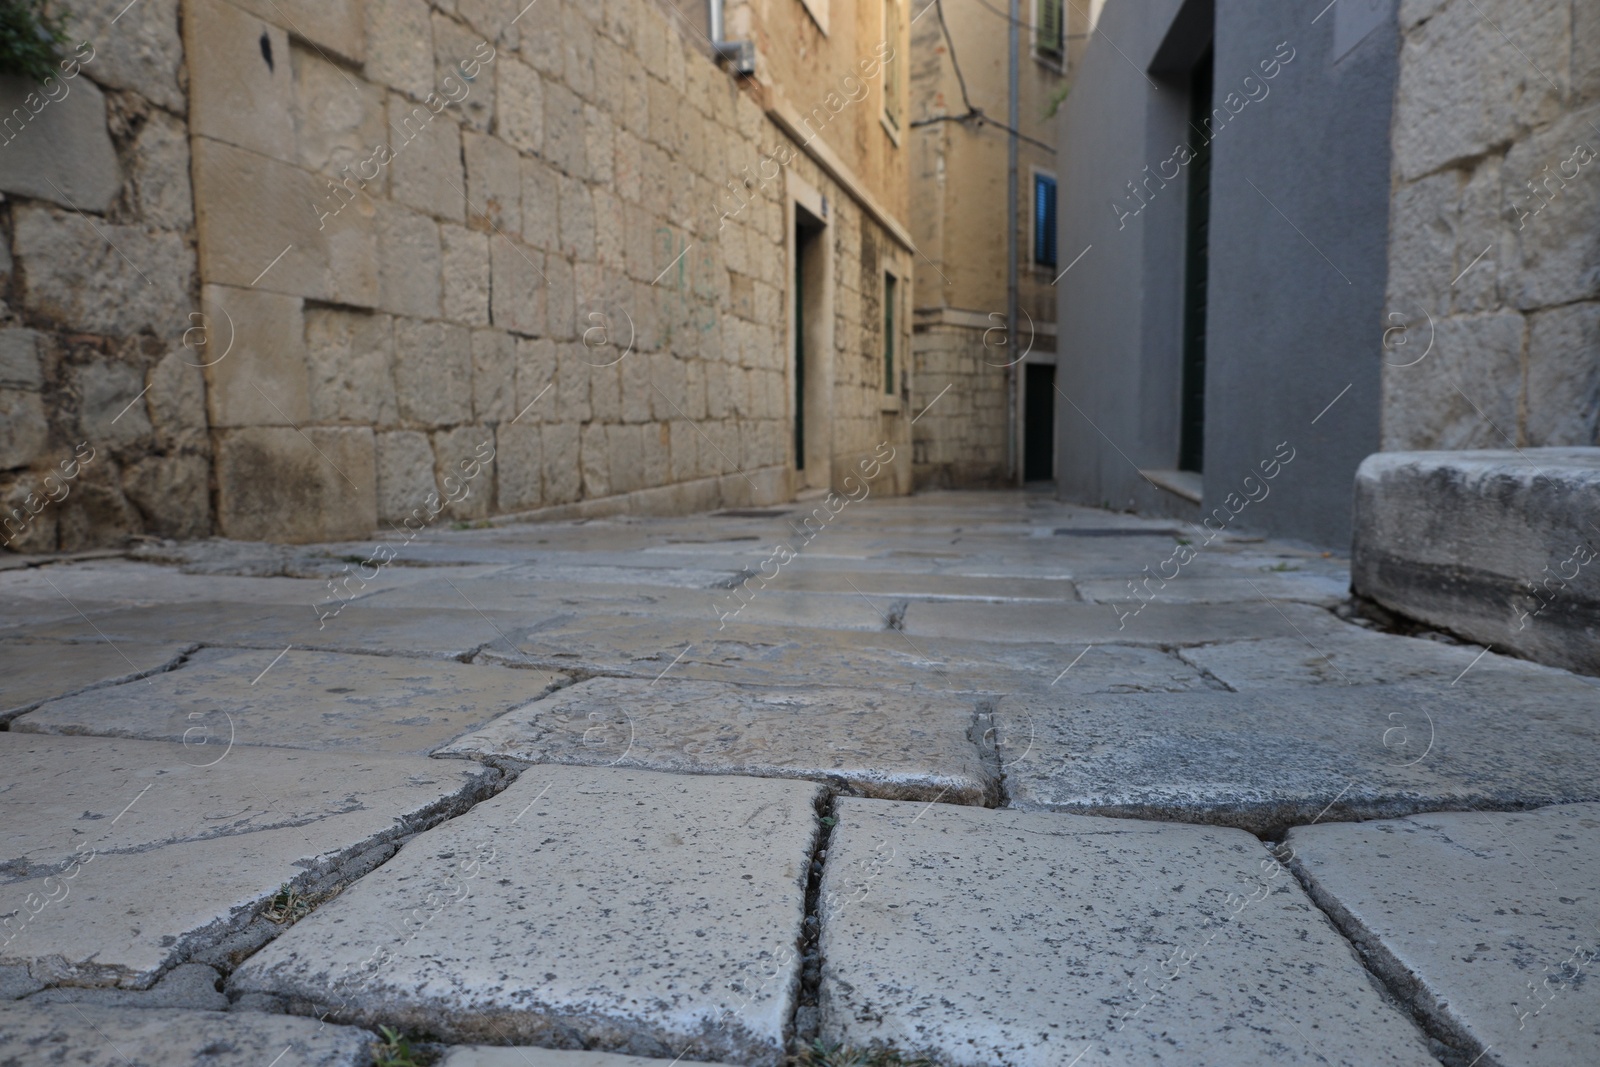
[910,322,1008,489]
[1384,0,1600,450]
[1,0,912,547]
[1,0,207,551]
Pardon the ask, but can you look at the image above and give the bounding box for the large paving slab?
[230,766,824,1065]
[440,1049,741,1067]
[1075,572,1349,605]
[16,600,560,660]
[994,685,1600,834]
[902,597,1349,646]
[0,638,192,724]
[0,1002,375,1065]
[1182,628,1600,693]
[0,558,370,607]
[815,798,1437,1067]
[1287,803,1600,1067]
[13,647,568,757]
[438,677,997,803]
[0,733,496,987]
[477,614,1209,694]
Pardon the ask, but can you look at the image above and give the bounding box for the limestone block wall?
[1384,0,1600,450]
[909,322,1008,489]
[1,0,208,551]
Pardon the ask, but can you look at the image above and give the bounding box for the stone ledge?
[1351,448,1600,675]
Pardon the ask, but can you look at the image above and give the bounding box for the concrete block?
[433,10,493,132]
[440,676,996,803]
[0,73,119,212]
[579,421,609,497]
[470,328,516,421]
[1505,105,1600,309]
[489,237,546,336]
[542,421,581,504]
[495,422,542,510]
[375,429,436,521]
[995,682,1600,834]
[1526,302,1600,446]
[377,203,443,317]
[366,0,436,97]
[192,137,378,306]
[184,0,295,159]
[497,56,544,155]
[0,1003,374,1066]
[201,284,309,428]
[304,308,398,425]
[234,0,365,64]
[387,93,465,221]
[817,799,1437,1067]
[521,153,561,251]
[543,79,587,177]
[464,130,521,237]
[558,173,595,260]
[229,767,822,1064]
[13,203,194,337]
[1289,803,1600,1067]
[291,45,386,177]
[515,336,558,415]
[0,390,48,470]
[430,425,494,519]
[1351,449,1600,672]
[441,223,492,325]
[16,646,565,757]
[215,426,377,543]
[1380,311,1525,451]
[394,319,473,426]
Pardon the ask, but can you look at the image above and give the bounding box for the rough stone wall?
[1,0,207,551]
[1384,0,1600,450]
[909,322,1008,489]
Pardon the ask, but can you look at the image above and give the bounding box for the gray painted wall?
[1055,0,1398,548]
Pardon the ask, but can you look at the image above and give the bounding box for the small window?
[884,272,897,393]
[882,0,902,133]
[1033,174,1058,268]
[1035,0,1065,60]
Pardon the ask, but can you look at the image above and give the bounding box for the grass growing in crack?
[262,883,337,925]
[796,1039,938,1067]
[371,1026,434,1067]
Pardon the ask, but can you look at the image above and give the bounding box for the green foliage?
[372,1026,430,1067]
[0,1,68,84]
[797,1039,938,1067]
[1043,82,1072,120]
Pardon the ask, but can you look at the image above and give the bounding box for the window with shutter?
[1033,174,1058,268]
[1036,0,1065,59]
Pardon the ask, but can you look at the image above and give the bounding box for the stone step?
[1286,802,1600,1067]
[0,733,496,988]
[0,638,191,725]
[815,798,1438,1067]
[229,766,823,1066]
[13,647,567,757]
[0,1002,375,1066]
[993,684,1600,834]
[1352,448,1600,675]
[437,676,998,804]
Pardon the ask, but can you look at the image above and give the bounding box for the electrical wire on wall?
[908,0,1056,154]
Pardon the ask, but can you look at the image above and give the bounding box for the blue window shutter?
[1034,175,1058,268]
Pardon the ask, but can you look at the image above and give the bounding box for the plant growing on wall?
[0,0,68,83]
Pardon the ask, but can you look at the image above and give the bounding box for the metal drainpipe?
[709,0,723,42]
[1006,0,1021,485]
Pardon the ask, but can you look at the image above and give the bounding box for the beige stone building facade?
[1,0,915,547]
[1383,0,1600,451]
[906,0,1079,488]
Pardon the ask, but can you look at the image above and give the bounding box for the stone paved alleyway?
[2,491,1597,1067]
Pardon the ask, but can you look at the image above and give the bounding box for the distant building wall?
[1383,0,1600,451]
[1055,0,1397,548]
[1,0,914,548]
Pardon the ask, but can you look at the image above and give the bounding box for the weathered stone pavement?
[2,491,1596,1066]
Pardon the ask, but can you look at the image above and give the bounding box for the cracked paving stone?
[992,687,1600,838]
[477,614,1209,695]
[228,765,823,1066]
[816,798,1437,1067]
[438,1048,741,1067]
[0,1001,375,1065]
[993,686,1600,835]
[437,677,997,804]
[0,733,496,988]
[15,601,561,660]
[13,647,567,757]
[1286,802,1600,1067]
[0,639,191,725]
[902,598,1348,646]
